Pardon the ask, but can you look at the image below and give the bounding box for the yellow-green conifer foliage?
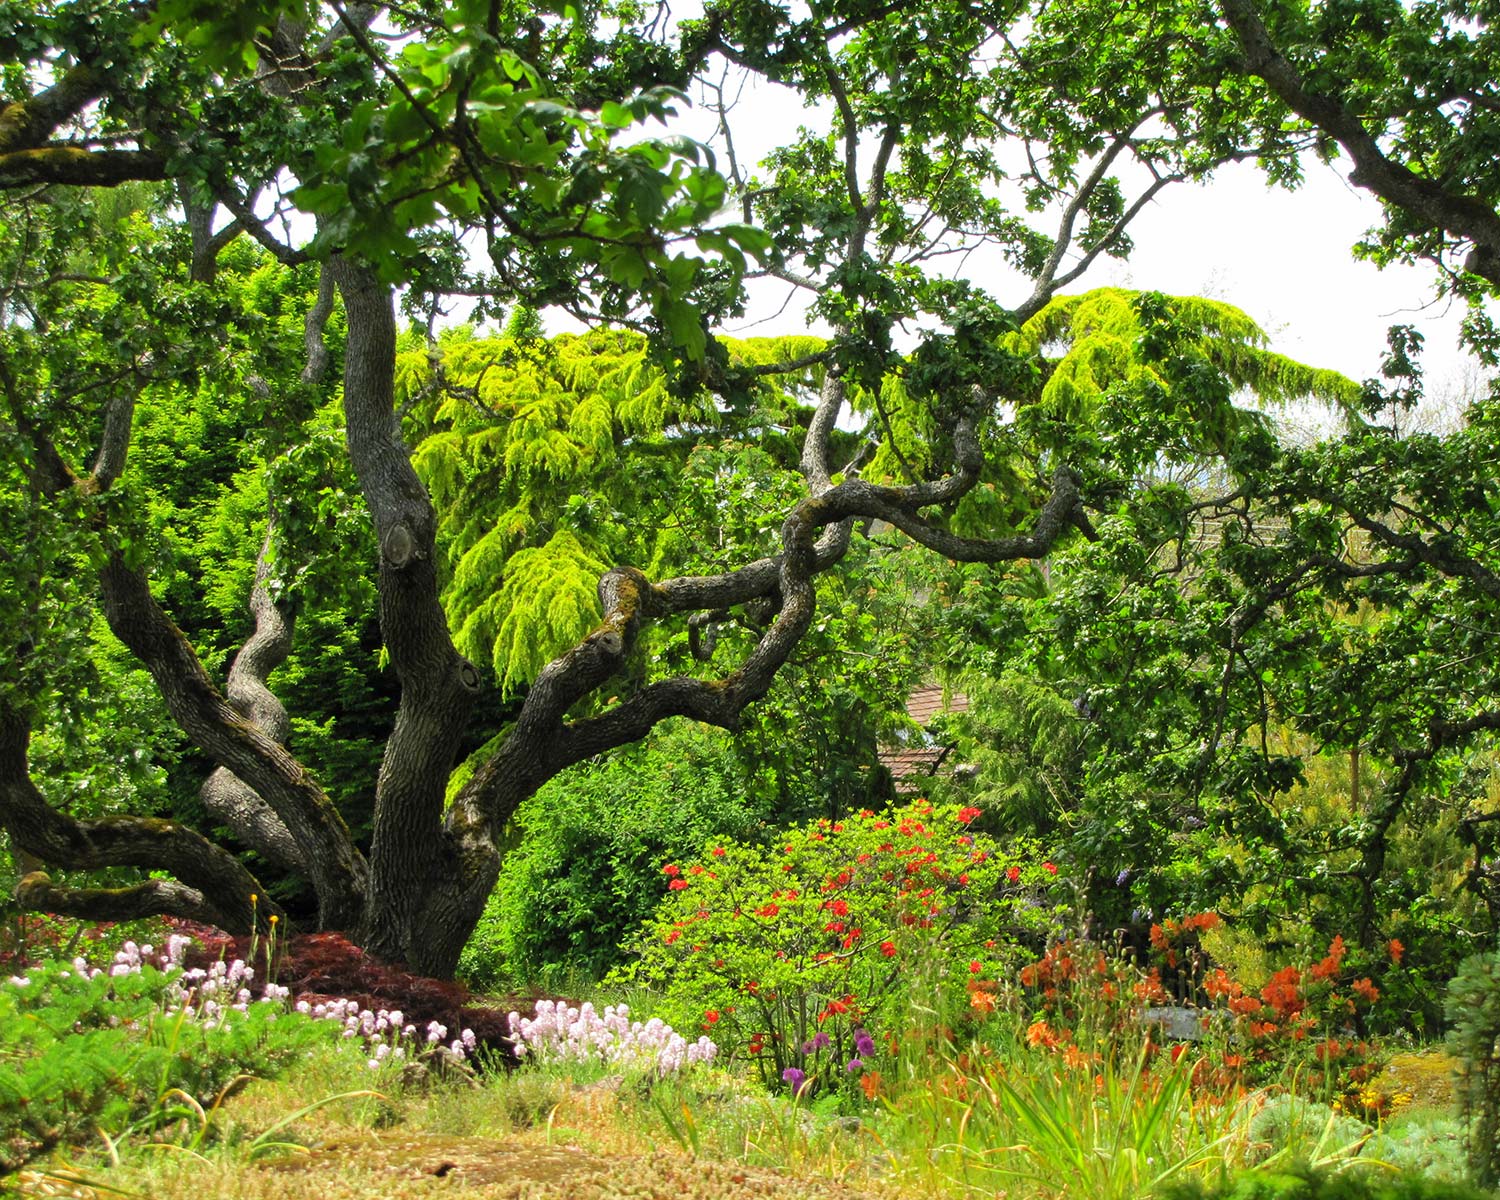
[400,327,825,693]
[1017,288,1361,427]
[401,292,1355,695]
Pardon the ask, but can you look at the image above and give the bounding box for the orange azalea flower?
[1134,968,1168,1003]
[1350,977,1380,1003]
[969,987,997,1014]
[860,1071,882,1100]
[1309,935,1346,981]
[1026,1019,1060,1048]
[1260,966,1304,1015]
[1388,938,1404,965]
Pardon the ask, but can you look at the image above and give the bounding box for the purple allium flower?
[782,1066,807,1092]
[846,1057,864,1072]
[854,1030,876,1057]
[803,1031,831,1054]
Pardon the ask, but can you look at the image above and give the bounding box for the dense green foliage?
[1445,951,1500,1188]
[0,950,331,1171]
[3,0,1500,990]
[459,723,768,987]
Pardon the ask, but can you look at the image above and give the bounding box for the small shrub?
[1363,1117,1470,1185]
[1245,1096,1370,1168]
[466,725,769,988]
[1445,949,1500,1189]
[0,938,328,1170]
[616,799,1062,1096]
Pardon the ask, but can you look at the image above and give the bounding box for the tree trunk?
[329,258,485,970]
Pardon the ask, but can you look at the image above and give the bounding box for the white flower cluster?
[506,1000,717,1075]
[167,954,292,1029]
[5,936,480,1071]
[5,937,285,1032]
[293,996,478,1069]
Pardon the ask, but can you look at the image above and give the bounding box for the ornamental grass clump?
[617,799,1062,1097]
[506,998,717,1075]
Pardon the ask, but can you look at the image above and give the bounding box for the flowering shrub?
[1154,923,1385,1095]
[618,800,1062,1095]
[506,999,717,1075]
[1002,918,1388,1101]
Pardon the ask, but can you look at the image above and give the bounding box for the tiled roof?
[877,745,950,792]
[906,684,969,726]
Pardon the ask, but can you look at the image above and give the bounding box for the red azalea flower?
[957,806,982,824]
[969,960,981,974]
[711,847,726,857]
[668,879,690,890]
[880,941,897,957]
[663,864,681,876]
[1043,861,1057,875]
[1006,866,1021,883]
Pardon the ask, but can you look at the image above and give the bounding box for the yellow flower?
[250,893,258,905]
[269,914,279,925]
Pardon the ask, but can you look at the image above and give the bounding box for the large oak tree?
[0,0,1339,974]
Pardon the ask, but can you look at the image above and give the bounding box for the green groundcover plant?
[0,934,484,1172]
[0,937,328,1171]
[615,799,1063,1096]
[1161,1162,1497,1200]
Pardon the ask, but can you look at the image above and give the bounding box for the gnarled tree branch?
[0,702,276,933]
[199,525,307,878]
[1221,0,1500,288]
